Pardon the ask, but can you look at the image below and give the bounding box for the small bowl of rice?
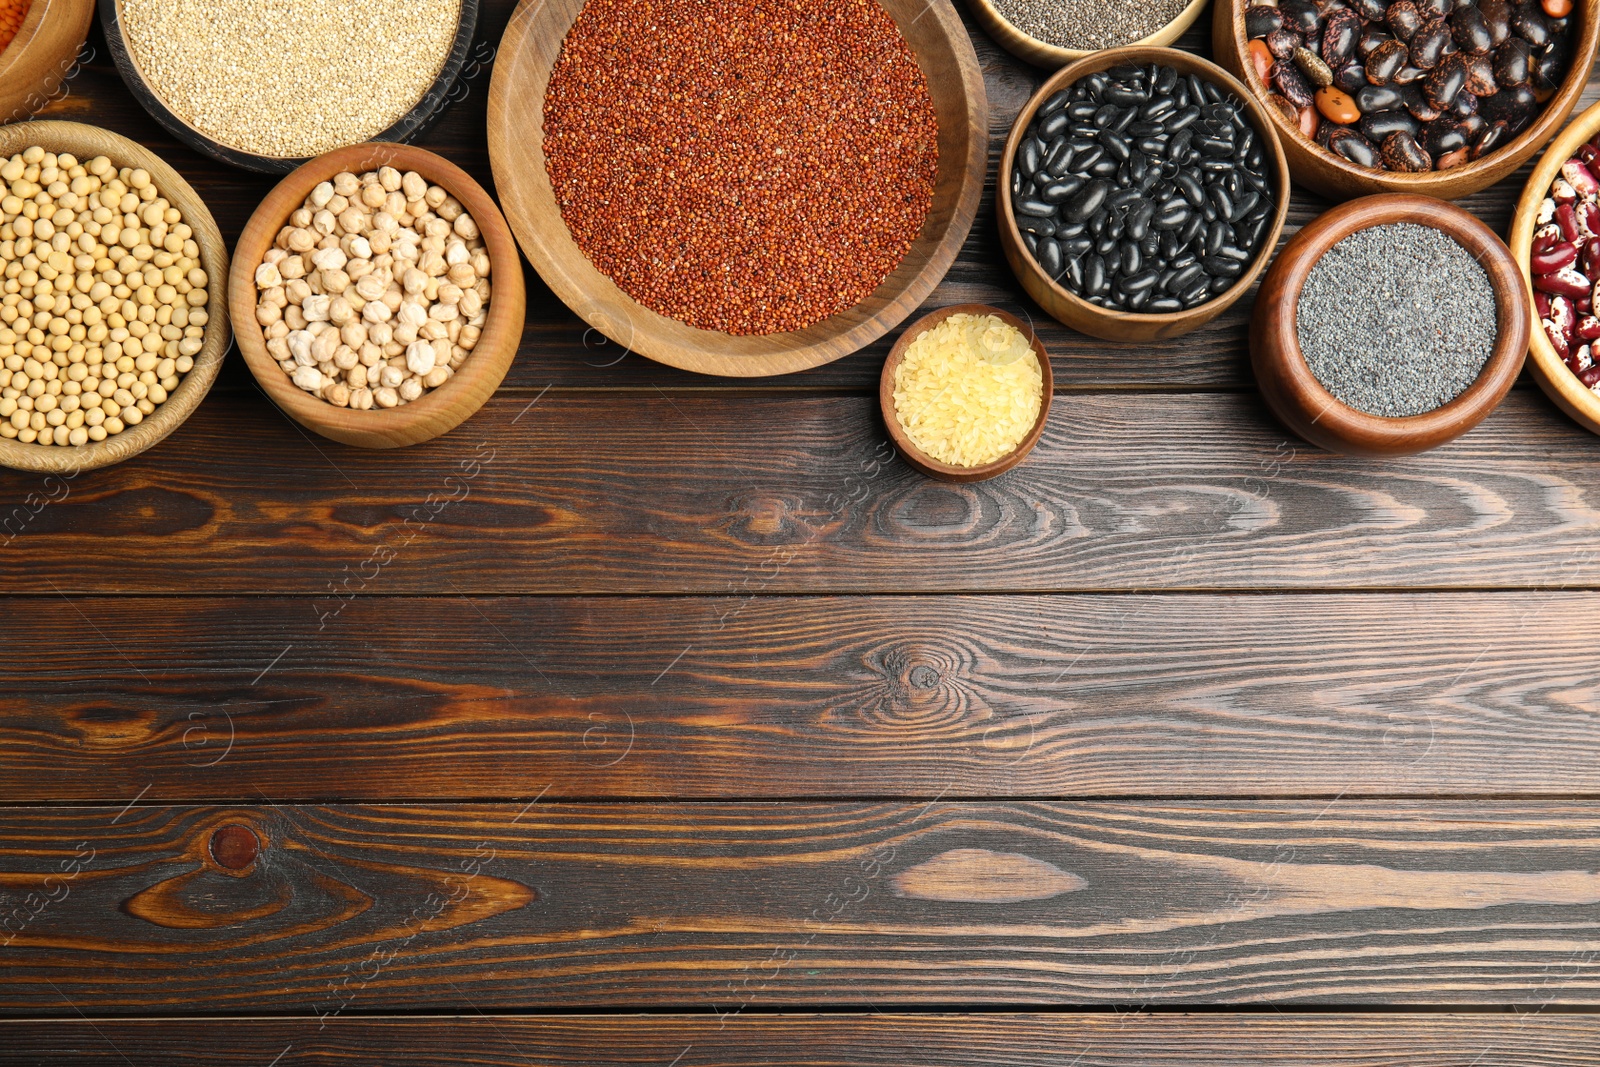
[879,304,1053,482]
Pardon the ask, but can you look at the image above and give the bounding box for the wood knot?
[210,825,260,871]
[908,665,941,689]
[893,848,1086,903]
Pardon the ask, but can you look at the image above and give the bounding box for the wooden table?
[6,4,1600,1064]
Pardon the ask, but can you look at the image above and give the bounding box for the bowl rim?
[965,0,1211,67]
[1258,193,1529,445]
[98,0,481,175]
[997,45,1293,328]
[485,0,990,378]
[228,141,523,445]
[0,0,52,67]
[0,119,232,473]
[1511,97,1600,432]
[878,303,1054,482]
[1220,0,1600,195]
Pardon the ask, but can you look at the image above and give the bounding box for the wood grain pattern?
[1512,99,1600,438]
[486,0,988,378]
[228,142,526,448]
[998,48,1290,343]
[13,1013,1600,1067]
[1253,195,1529,456]
[5,592,1600,801]
[1212,0,1600,202]
[0,121,231,473]
[5,391,1600,593]
[7,802,1600,1011]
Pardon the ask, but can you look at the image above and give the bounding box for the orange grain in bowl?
[0,0,31,53]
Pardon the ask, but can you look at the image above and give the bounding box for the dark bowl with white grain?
[1251,193,1529,457]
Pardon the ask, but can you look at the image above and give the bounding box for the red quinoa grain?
[543,0,940,337]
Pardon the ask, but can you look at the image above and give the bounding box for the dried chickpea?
[0,148,207,448]
[256,170,490,409]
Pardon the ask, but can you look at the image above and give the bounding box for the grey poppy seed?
[1295,223,1498,419]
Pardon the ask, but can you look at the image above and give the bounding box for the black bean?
[1148,297,1184,313]
[1090,156,1121,178]
[1202,255,1244,278]
[1196,135,1235,158]
[1040,90,1071,117]
[1141,231,1160,257]
[1166,262,1205,294]
[1104,83,1147,107]
[1207,184,1233,221]
[1153,200,1190,229]
[1011,169,1026,197]
[1200,159,1235,174]
[1044,138,1075,176]
[1231,191,1259,223]
[1064,255,1085,292]
[1099,129,1132,161]
[1166,106,1201,132]
[1040,110,1071,139]
[1020,137,1043,177]
[1121,269,1161,295]
[1216,244,1251,264]
[1334,61,1370,93]
[1180,280,1213,307]
[1064,179,1111,221]
[1360,108,1420,142]
[1167,127,1194,164]
[1106,188,1142,211]
[1096,232,1117,255]
[1040,176,1086,203]
[1179,212,1206,250]
[1018,215,1056,237]
[1038,238,1063,279]
[1120,241,1143,277]
[1205,219,1228,257]
[1072,144,1105,173]
[1064,236,1092,257]
[1084,254,1108,296]
[1023,232,1038,256]
[1068,100,1098,121]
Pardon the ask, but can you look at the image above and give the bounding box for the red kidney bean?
[1535,267,1591,298]
[1533,242,1580,274]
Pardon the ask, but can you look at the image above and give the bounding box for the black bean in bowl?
[1010,63,1279,314]
[1246,0,1577,174]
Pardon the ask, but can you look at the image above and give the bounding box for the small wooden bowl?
[1252,194,1528,457]
[229,143,525,449]
[1213,0,1600,202]
[486,0,988,378]
[1510,100,1600,437]
[100,0,481,174]
[966,0,1210,69]
[998,46,1291,344]
[0,0,94,126]
[879,304,1054,482]
[0,121,230,474]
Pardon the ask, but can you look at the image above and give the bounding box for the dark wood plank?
[10,1014,1600,1067]
[4,391,1600,594]
[42,9,1600,395]
[6,801,1600,1011]
[5,592,1600,801]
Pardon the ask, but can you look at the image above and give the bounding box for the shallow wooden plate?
[1510,100,1600,437]
[0,121,231,473]
[1252,194,1528,456]
[100,0,481,174]
[0,0,93,126]
[1213,0,1600,202]
[879,303,1053,482]
[228,143,526,449]
[486,0,988,379]
[965,0,1210,69]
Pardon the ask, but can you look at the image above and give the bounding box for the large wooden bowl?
[1213,0,1600,202]
[998,47,1291,344]
[0,0,93,126]
[486,0,988,378]
[879,304,1053,482]
[1511,100,1600,437]
[100,0,481,174]
[229,143,525,449]
[965,0,1210,69]
[1252,195,1528,457]
[0,121,230,474]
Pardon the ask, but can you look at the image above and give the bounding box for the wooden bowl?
[1252,194,1528,457]
[965,0,1210,69]
[0,121,230,474]
[0,0,93,126]
[229,143,525,449]
[486,0,988,378]
[879,304,1054,482]
[1213,0,1600,202]
[998,46,1291,344]
[1510,100,1600,436]
[100,0,481,174]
